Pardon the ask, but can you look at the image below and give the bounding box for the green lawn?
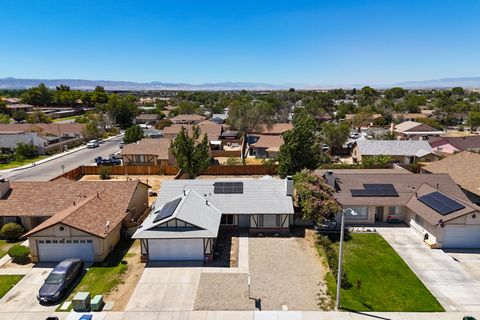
[0,275,24,299]
[59,240,132,310]
[0,155,49,170]
[53,115,80,123]
[321,233,444,312]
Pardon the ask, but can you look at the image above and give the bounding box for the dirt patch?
[105,240,145,311]
[203,231,239,268]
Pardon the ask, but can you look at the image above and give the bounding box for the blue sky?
[1,0,479,85]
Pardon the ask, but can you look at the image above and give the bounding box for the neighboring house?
[345,113,383,126]
[352,140,436,164]
[250,123,293,136]
[322,170,480,249]
[121,138,173,166]
[428,136,480,155]
[170,114,206,125]
[133,177,295,261]
[135,113,160,125]
[6,104,35,113]
[421,151,480,205]
[393,113,428,122]
[247,134,283,159]
[0,132,48,155]
[0,123,86,139]
[1,97,21,104]
[211,113,228,124]
[0,178,149,262]
[392,121,443,140]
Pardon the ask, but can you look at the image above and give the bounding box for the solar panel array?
[418,191,465,215]
[351,184,399,197]
[153,197,182,223]
[213,182,244,194]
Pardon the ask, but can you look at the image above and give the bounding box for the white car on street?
[86,140,100,148]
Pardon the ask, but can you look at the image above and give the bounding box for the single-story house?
[133,177,294,261]
[0,123,86,139]
[170,114,206,125]
[6,103,35,113]
[0,132,48,155]
[352,140,437,164]
[211,113,228,124]
[428,136,480,155]
[392,121,443,140]
[247,134,283,159]
[135,113,160,125]
[393,113,428,122]
[421,151,480,205]
[322,170,480,249]
[121,138,173,166]
[0,178,148,262]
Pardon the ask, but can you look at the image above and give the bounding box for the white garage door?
[38,239,94,262]
[148,239,204,260]
[443,226,480,249]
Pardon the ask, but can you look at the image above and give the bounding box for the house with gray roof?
[352,140,437,164]
[133,177,294,261]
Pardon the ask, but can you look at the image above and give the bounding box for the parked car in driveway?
[38,258,84,304]
[95,156,121,166]
[86,140,100,148]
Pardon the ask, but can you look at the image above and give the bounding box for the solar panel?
[351,184,398,197]
[418,191,465,215]
[213,182,244,194]
[153,197,182,223]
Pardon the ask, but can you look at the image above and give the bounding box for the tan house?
[323,170,480,249]
[352,140,437,164]
[0,178,148,262]
[121,138,173,166]
[170,114,205,125]
[392,121,443,140]
[250,123,293,135]
[247,134,283,159]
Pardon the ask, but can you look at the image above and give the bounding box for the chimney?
[285,176,293,197]
[325,170,336,189]
[0,179,11,198]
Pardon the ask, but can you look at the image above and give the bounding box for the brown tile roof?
[121,138,171,160]
[163,123,223,141]
[170,114,205,122]
[0,178,140,218]
[136,113,160,121]
[250,135,284,150]
[394,121,440,133]
[428,136,480,151]
[250,123,293,135]
[421,151,480,196]
[0,123,86,136]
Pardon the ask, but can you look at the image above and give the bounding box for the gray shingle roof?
[355,140,434,157]
[0,132,37,149]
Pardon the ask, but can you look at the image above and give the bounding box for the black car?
[38,259,84,304]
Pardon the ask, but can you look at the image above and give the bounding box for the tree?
[170,126,211,179]
[293,170,341,223]
[228,100,275,132]
[467,111,480,132]
[21,83,52,106]
[358,86,378,107]
[83,120,101,140]
[320,122,350,152]
[0,113,10,123]
[277,112,323,177]
[91,86,109,105]
[451,87,465,97]
[416,117,443,130]
[1,223,25,240]
[26,111,51,124]
[105,94,138,128]
[123,125,144,144]
[385,87,407,100]
[12,110,27,122]
[362,155,393,167]
[15,142,38,160]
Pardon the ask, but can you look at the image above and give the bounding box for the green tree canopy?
[123,125,144,144]
[277,111,323,177]
[170,126,211,179]
[0,113,11,123]
[467,111,480,132]
[15,142,38,160]
[105,94,138,128]
[320,122,350,151]
[26,111,51,124]
[228,100,275,132]
[21,83,52,106]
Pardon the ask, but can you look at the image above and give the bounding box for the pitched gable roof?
[355,140,434,157]
[394,121,440,133]
[121,138,171,159]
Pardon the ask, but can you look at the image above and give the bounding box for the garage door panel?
[148,239,204,260]
[38,241,94,262]
[444,226,480,249]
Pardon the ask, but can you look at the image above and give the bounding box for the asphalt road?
[3,135,123,181]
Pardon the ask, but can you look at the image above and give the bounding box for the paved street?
[377,227,480,312]
[2,135,123,181]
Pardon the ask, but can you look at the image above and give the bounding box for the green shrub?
[225,157,241,165]
[1,222,25,240]
[8,245,30,263]
[99,167,111,180]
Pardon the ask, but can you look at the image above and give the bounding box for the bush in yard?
[99,167,111,180]
[8,245,30,263]
[1,222,25,240]
[15,142,38,160]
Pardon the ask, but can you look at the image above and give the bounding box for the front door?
[375,206,384,222]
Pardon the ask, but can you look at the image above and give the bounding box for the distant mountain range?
[0,77,479,90]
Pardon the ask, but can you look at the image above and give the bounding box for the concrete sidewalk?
[3,310,480,320]
[0,133,123,174]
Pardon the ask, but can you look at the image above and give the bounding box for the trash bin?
[72,292,91,312]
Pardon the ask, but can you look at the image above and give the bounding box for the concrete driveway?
[0,266,57,313]
[125,266,201,312]
[377,227,480,312]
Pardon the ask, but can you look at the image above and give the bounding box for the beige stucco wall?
[123,184,149,226]
[28,222,122,262]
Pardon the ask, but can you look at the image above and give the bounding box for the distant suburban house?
[211,113,228,124]
[428,136,480,155]
[352,140,436,164]
[121,138,173,166]
[135,113,160,125]
[247,134,283,159]
[0,132,49,155]
[393,113,428,122]
[0,178,148,262]
[133,177,294,261]
[421,151,480,205]
[321,170,480,249]
[345,113,383,126]
[6,103,35,113]
[250,123,293,135]
[392,121,443,140]
[170,114,206,125]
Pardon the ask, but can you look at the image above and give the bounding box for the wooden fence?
[52,164,278,180]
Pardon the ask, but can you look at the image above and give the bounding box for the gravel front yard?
[194,235,327,311]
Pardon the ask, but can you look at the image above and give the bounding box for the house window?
[86,240,93,243]
[258,214,281,227]
[80,240,86,243]
[221,214,235,225]
[346,206,369,220]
